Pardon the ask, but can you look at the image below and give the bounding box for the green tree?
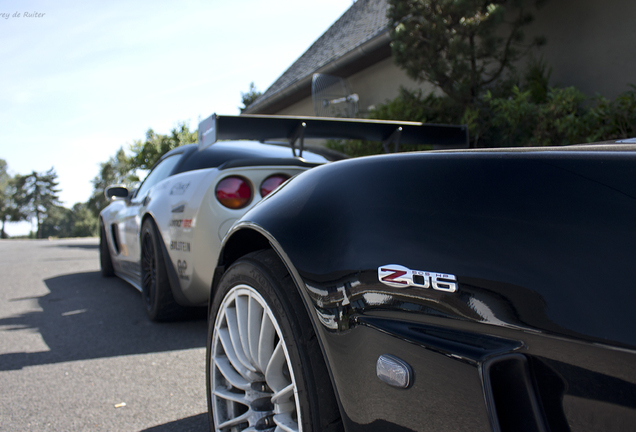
[0,160,11,238]
[87,122,197,219]
[40,205,73,238]
[240,82,262,113]
[69,202,98,237]
[40,202,97,238]
[86,147,135,218]
[388,0,546,106]
[129,122,197,172]
[1,161,31,238]
[13,168,62,239]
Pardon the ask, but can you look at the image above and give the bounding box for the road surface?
[0,238,209,431]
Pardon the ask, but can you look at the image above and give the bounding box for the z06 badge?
[378,265,458,293]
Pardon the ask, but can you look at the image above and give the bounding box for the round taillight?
[260,174,290,197]
[216,176,252,209]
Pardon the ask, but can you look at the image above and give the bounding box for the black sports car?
[205,118,636,431]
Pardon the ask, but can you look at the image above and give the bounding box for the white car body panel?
[101,142,328,307]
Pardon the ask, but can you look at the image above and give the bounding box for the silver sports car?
[99,114,338,321]
[99,114,467,322]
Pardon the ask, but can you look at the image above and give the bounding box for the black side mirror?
[105,185,130,200]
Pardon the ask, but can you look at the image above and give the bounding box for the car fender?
[150,164,314,307]
[145,167,218,306]
[99,198,131,275]
[229,150,636,342]
[218,149,636,431]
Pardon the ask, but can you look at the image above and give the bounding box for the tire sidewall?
[141,221,160,317]
[99,220,115,277]
[206,254,318,432]
[140,219,184,322]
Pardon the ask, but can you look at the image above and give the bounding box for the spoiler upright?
[198,113,469,156]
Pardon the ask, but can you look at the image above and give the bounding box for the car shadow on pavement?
[0,271,208,371]
[47,242,99,250]
[140,413,209,431]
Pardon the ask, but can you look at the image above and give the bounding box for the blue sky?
[0,0,354,235]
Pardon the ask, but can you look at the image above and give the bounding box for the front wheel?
[206,250,342,432]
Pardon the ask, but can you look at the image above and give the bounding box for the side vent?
[483,354,548,432]
[110,224,121,255]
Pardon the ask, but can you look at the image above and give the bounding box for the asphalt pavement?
[0,238,210,431]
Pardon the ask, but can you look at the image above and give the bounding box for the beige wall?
[277,57,437,117]
[525,0,636,99]
[276,95,314,117]
[346,57,437,114]
[274,0,635,117]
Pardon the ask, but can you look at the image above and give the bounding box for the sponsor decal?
[170,241,191,252]
[170,219,192,228]
[378,264,457,293]
[177,259,189,280]
[170,182,190,196]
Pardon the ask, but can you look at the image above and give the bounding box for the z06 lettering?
[378,265,457,293]
[379,269,408,285]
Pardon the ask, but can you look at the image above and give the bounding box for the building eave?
[244,29,392,115]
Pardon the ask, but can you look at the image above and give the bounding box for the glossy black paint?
[225,148,636,431]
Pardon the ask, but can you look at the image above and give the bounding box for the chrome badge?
[378,264,458,293]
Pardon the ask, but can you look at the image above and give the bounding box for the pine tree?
[240,82,262,113]
[14,168,62,239]
[0,160,27,238]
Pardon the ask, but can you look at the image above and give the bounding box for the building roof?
[245,0,390,114]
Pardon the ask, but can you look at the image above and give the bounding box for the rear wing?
[198,113,469,156]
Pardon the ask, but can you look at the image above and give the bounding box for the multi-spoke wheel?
[210,285,300,431]
[140,219,183,321]
[206,250,343,432]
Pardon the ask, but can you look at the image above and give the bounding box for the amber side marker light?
[260,174,290,197]
[216,176,252,209]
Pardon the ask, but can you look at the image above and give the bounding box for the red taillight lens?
[260,174,290,197]
[216,176,252,209]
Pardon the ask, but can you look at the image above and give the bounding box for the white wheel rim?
[210,284,302,432]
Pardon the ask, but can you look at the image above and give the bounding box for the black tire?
[99,220,115,277]
[206,249,343,432]
[140,219,184,322]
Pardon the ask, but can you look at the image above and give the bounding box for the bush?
[328,64,636,157]
[485,85,590,147]
[589,86,636,141]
